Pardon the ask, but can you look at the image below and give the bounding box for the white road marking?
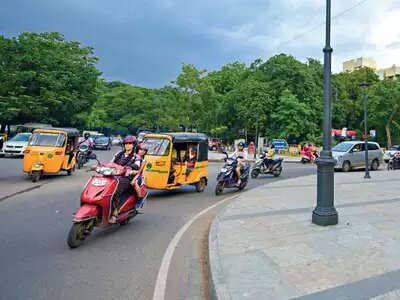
[152,195,238,300]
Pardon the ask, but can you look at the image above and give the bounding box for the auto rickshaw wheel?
[67,168,72,176]
[32,171,41,183]
[195,177,206,192]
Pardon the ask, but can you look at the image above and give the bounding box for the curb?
[208,198,236,300]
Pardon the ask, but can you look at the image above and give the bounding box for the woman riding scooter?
[109,136,137,223]
[229,142,248,186]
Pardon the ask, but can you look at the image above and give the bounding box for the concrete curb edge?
[208,197,238,300]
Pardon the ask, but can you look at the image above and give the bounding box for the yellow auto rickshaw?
[143,133,208,192]
[23,127,79,182]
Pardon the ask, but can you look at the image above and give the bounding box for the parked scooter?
[215,152,250,196]
[251,154,283,178]
[68,154,148,248]
[76,144,91,169]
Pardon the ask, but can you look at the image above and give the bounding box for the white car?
[0,133,32,157]
[383,145,400,163]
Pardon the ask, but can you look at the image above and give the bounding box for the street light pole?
[312,0,338,226]
[360,83,371,179]
[254,113,259,159]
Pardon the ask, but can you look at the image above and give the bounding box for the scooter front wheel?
[67,222,92,248]
[215,181,225,196]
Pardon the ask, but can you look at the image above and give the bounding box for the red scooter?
[67,155,148,248]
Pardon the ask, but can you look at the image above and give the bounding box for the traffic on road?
[0,129,396,299]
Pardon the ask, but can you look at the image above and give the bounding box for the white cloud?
[195,0,400,71]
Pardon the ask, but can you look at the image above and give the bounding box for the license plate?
[92,178,108,186]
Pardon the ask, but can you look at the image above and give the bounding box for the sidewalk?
[208,151,300,163]
[209,170,400,299]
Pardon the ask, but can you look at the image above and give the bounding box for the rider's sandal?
[109,214,118,224]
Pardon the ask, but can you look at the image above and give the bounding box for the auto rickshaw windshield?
[29,132,66,147]
[144,138,170,156]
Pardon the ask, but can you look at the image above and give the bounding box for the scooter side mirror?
[88,153,97,160]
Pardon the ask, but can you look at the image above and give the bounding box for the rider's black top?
[113,151,135,167]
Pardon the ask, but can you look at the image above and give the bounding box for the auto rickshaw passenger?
[66,137,75,165]
[185,146,198,178]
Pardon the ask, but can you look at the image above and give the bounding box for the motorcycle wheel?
[388,162,394,170]
[215,181,225,196]
[67,222,92,248]
[238,181,247,191]
[77,157,83,169]
[273,167,282,177]
[251,169,260,179]
[32,171,41,183]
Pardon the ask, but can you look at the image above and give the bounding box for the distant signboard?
[271,139,288,150]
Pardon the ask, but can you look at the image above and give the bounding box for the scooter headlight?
[97,166,117,175]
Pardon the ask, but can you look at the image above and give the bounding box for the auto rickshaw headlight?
[34,162,42,167]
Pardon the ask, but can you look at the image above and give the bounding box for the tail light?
[55,151,63,155]
[156,161,166,166]
[24,150,30,154]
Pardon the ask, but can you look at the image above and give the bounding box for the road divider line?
[152,195,238,300]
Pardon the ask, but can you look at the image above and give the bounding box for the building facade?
[343,57,377,72]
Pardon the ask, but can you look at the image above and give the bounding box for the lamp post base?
[312,155,338,226]
[312,208,338,226]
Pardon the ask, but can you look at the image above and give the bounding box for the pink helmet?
[138,143,149,151]
[123,136,136,144]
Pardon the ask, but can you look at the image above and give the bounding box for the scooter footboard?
[73,204,100,222]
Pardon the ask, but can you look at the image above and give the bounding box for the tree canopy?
[1,32,399,146]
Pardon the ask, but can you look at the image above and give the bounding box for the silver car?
[0,133,32,158]
[332,141,383,172]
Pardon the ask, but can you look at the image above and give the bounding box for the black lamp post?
[312,0,338,226]
[360,83,371,179]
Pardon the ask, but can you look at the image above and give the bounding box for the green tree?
[0,32,101,130]
[368,79,400,146]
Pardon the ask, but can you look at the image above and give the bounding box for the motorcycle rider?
[263,144,276,170]
[78,132,94,148]
[302,143,315,161]
[131,143,148,209]
[109,136,137,223]
[229,142,248,186]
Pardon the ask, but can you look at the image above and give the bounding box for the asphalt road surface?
[0,151,316,300]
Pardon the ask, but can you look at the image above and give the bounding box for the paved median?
[209,170,400,299]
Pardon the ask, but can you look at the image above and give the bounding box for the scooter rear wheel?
[215,182,225,196]
[251,169,260,178]
[68,222,91,248]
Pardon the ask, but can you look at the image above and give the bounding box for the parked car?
[208,138,225,151]
[0,133,32,158]
[383,145,400,163]
[93,136,112,150]
[111,137,122,146]
[332,141,383,172]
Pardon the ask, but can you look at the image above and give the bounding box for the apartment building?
[342,57,377,72]
[377,65,400,79]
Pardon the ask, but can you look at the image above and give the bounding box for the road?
[0,151,316,300]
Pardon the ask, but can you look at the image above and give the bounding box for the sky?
[1,0,399,88]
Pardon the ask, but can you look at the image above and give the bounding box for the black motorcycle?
[251,154,283,178]
[387,154,400,170]
[76,144,91,169]
[215,152,250,196]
